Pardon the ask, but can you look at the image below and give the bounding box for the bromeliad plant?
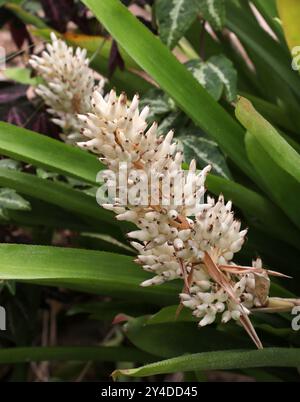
[30,34,298,350]
[0,0,300,382]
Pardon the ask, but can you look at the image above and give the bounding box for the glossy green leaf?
[0,122,100,184]
[236,97,300,183]
[113,348,300,378]
[82,0,253,179]
[0,244,178,305]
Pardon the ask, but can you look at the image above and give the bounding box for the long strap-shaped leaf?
[0,122,100,184]
[226,2,300,98]
[82,0,253,179]
[0,167,115,227]
[0,244,178,305]
[112,348,300,379]
[236,98,300,183]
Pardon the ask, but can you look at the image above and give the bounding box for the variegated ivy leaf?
[158,111,184,134]
[0,188,31,211]
[198,0,225,31]
[140,88,176,121]
[156,0,200,49]
[179,134,231,179]
[186,55,237,102]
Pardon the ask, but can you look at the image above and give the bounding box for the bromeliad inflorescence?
[29,33,99,143]
[75,87,296,349]
[30,34,300,349]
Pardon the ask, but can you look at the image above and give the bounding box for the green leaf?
[0,244,179,305]
[236,97,300,183]
[80,233,133,253]
[180,134,231,178]
[0,188,30,211]
[186,59,223,101]
[3,67,42,86]
[245,132,300,230]
[0,346,156,364]
[82,0,253,179]
[226,3,300,99]
[146,305,196,325]
[186,54,237,102]
[251,0,284,45]
[198,0,225,31]
[0,122,100,185]
[207,55,237,101]
[155,0,199,49]
[124,316,250,359]
[5,198,95,231]
[0,168,118,230]
[239,92,296,134]
[113,348,300,378]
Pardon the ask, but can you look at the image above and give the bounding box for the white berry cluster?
[29,33,98,143]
